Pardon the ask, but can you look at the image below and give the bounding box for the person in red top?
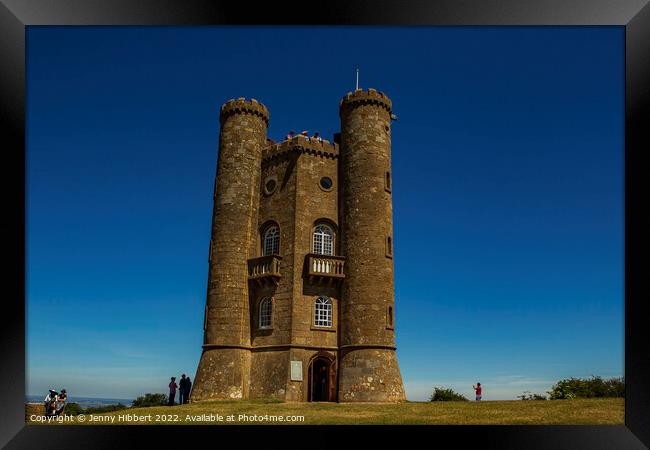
[168,377,178,406]
[473,382,482,401]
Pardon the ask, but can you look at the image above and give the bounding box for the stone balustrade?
[306,254,346,280]
[248,255,282,285]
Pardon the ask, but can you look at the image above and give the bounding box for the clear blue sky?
[26,26,623,401]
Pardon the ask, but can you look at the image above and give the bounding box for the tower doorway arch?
[308,353,337,402]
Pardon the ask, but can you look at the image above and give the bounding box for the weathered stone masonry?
[191,90,406,402]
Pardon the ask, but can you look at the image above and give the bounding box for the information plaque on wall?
[290,360,303,381]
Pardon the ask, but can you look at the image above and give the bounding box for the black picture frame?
[1,1,648,448]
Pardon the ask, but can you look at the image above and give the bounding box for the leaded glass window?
[313,224,333,256]
[263,225,280,256]
[314,296,332,327]
[259,297,272,329]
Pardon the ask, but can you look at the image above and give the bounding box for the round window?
[319,177,333,191]
[264,177,277,195]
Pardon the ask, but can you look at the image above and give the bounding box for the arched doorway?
[308,354,336,402]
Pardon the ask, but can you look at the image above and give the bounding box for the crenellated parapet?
[220,97,270,127]
[339,88,392,116]
[262,134,339,165]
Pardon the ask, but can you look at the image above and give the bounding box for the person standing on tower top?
[313,132,323,142]
[286,130,295,140]
[473,383,482,401]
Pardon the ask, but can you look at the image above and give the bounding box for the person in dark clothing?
[55,389,67,416]
[168,377,178,406]
[184,377,192,404]
[178,374,187,405]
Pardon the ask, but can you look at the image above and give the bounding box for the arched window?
[314,296,333,327]
[263,225,280,256]
[313,224,334,256]
[259,297,272,329]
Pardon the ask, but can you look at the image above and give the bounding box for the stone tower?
[191,89,406,403]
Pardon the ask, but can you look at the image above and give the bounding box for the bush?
[430,387,468,402]
[548,376,624,400]
[63,402,83,416]
[517,391,547,401]
[132,393,167,408]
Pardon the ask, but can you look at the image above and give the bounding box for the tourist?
[313,132,323,142]
[473,382,482,401]
[300,130,309,137]
[168,377,178,406]
[43,390,58,416]
[286,130,295,140]
[55,389,67,416]
[185,377,192,404]
[178,374,187,405]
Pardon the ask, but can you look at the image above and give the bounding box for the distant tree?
[132,393,168,407]
[517,391,547,401]
[84,403,129,414]
[430,387,469,402]
[61,402,128,415]
[548,376,624,400]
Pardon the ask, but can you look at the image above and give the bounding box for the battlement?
[262,134,339,163]
[339,88,392,115]
[220,97,270,127]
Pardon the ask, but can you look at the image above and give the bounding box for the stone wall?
[247,135,341,401]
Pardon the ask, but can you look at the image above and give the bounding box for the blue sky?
[26,26,624,401]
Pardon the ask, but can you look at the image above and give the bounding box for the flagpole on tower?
[355,68,359,90]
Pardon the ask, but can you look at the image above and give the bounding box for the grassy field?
[30,398,624,425]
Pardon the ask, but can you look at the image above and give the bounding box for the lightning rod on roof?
[355,68,359,90]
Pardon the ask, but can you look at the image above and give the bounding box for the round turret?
[220,97,270,127]
[337,88,406,402]
[192,97,268,402]
[339,88,392,116]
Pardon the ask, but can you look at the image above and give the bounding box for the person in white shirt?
[44,390,58,416]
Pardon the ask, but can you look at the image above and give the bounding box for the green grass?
[32,398,624,425]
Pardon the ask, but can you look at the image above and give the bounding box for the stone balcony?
[248,255,282,286]
[305,253,346,284]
